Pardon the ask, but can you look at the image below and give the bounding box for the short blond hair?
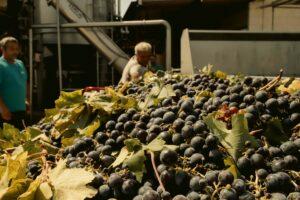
[134,42,152,55]
[0,36,18,50]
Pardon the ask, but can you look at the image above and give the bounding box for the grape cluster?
[38,73,300,200]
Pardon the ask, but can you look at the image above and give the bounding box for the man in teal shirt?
[0,37,27,129]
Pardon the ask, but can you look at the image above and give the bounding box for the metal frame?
[29,19,172,117]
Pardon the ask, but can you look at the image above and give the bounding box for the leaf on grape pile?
[0,178,32,200]
[264,118,289,145]
[214,70,227,79]
[55,90,84,109]
[54,105,85,132]
[61,135,78,147]
[277,79,300,94]
[39,141,59,155]
[35,182,53,200]
[228,73,245,85]
[157,85,176,99]
[204,113,259,161]
[124,150,146,183]
[18,178,42,200]
[195,90,213,102]
[124,138,143,152]
[0,151,28,195]
[143,71,156,84]
[79,118,100,137]
[44,108,59,121]
[0,123,23,149]
[224,156,240,179]
[23,141,42,154]
[201,64,213,75]
[111,147,129,168]
[49,160,97,200]
[144,137,166,152]
[163,145,179,151]
[139,83,175,110]
[24,127,43,140]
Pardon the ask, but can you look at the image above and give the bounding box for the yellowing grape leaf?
[0,151,28,192]
[49,160,97,200]
[224,156,240,179]
[0,178,32,200]
[201,64,213,75]
[55,90,84,109]
[18,178,42,200]
[214,70,227,79]
[78,118,100,137]
[277,79,300,94]
[0,123,23,149]
[54,105,85,132]
[35,182,53,200]
[111,147,129,168]
[61,135,78,147]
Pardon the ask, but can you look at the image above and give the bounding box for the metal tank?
[34,0,113,44]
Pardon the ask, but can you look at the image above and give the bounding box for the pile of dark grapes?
[40,73,300,199]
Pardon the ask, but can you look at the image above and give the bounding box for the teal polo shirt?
[0,56,27,112]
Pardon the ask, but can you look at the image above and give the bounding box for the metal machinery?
[29,0,172,117]
[180,30,300,77]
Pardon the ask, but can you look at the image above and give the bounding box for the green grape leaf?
[124,150,146,183]
[204,113,259,161]
[124,139,143,152]
[144,137,166,152]
[264,118,289,145]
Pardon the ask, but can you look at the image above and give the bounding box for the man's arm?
[0,96,11,121]
[0,65,10,120]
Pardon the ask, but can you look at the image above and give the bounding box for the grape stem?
[259,69,283,91]
[149,151,166,192]
[249,129,263,136]
[211,182,221,200]
[22,119,27,130]
[27,151,48,160]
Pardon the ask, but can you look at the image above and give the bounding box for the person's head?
[135,42,152,66]
[0,37,20,62]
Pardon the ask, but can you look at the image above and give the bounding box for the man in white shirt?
[119,42,152,84]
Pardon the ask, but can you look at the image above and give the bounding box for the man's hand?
[26,100,30,115]
[1,107,11,121]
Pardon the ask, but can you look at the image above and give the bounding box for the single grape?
[218,170,234,186]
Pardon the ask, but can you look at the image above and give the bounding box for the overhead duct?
[138,0,194,6]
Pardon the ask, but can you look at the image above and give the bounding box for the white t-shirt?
[119,56,148,84]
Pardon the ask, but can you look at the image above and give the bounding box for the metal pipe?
[96,51,100,86]
[29,29,33,120]
[31,20,172,70]
[118,0,121,19]
[56,0,63,91]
